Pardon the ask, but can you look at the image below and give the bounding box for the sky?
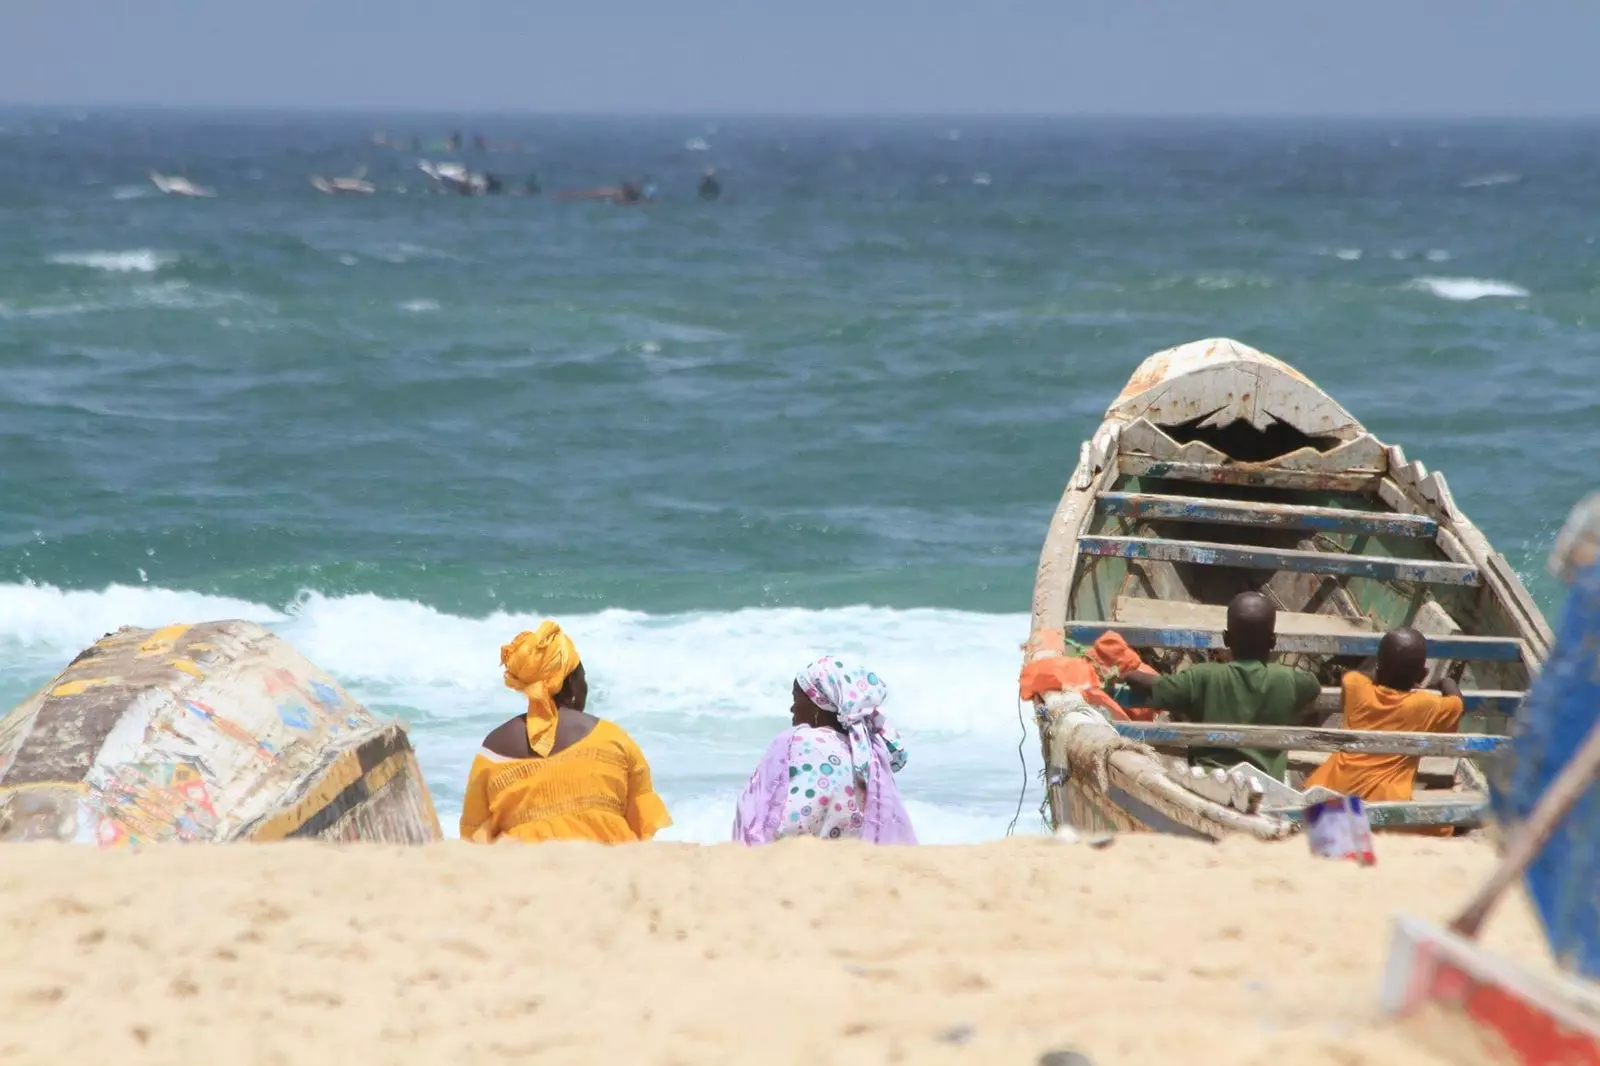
[5,1,1600,117]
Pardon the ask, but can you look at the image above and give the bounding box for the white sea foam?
[111,185,152,201]
[1426,249,1452,262]
[398,299,440,313]
[0,584,1041,844]
[1408,276,1530,302]
[1461,172,1521,189]
[684,137,710,152]
[1334,248,1362,261]
[48,249,174,273]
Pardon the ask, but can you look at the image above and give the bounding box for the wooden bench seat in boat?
[1077,534,1482,586]
[1111,720,1510,759]
[1095,491,1441,538]
[1066,597,1526,662]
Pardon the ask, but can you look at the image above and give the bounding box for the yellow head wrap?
[500,621,582,757]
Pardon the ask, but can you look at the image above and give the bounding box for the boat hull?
[0,620,441,845]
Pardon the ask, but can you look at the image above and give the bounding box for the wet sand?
[0,834,1547,1065]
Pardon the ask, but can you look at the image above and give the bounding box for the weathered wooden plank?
[1112,720,1510,758]
[1312,687,1524,716]
[1068,621,1525,661]
[1275,795,1488,829]
[1077,534,1483,587]
[1096,491,1439,538]
[1121,454,1382,492]
[1113,596,1377,637]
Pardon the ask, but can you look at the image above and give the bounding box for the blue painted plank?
[1066,622,1525,662]
[1489,492,1600,979]
[1275,798,1488,829]
[1113,721,1510,758]
[1315,687,1523,716]
[1078,534,1482,586]
[1095,491,1439,538]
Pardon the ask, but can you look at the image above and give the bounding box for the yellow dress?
[458,720,672,843]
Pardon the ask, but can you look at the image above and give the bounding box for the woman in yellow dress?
[459,621,671,843]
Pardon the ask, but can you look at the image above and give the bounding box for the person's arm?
[1292,669,1324,725]
[458,756,492,842]
[1120,668,1162,699]
[624,735,673,841]
[1430,675,1466,733]
[1141,667,1200,721]
[733,730,794,845]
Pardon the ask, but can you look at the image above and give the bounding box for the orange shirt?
[1303,672,1464,831]
[459,720,671,844]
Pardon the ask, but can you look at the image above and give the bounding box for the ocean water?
[1,110,1597,842]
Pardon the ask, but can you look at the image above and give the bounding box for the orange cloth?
[459,720,672,844]
[500,622,582,758]
[1303,671,1464,836]
[1018,631,1155,721]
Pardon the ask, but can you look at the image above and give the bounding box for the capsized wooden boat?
[0,621,441,844]
[1026,338,1552,841]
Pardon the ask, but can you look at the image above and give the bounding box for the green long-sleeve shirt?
[1150,660,1320,780]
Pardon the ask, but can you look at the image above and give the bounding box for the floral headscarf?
[795,656,908,782]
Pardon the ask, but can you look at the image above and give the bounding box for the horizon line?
[5,101,1600,123]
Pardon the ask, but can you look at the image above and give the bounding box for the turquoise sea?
[1,111,1595,840]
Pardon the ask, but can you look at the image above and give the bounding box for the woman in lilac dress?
[733,656,916,845]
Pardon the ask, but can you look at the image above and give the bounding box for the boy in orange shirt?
[1303,627,1463,832]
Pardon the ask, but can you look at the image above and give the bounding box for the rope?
[1006,697,1029,837]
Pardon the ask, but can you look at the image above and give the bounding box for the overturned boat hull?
[0,621,441,844]
[1028,338,1551,840]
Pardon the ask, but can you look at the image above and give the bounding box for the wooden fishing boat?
[0,620,441,845]
[1026,338,1552,841]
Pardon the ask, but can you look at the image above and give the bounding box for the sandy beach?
[0,834,1548,1065]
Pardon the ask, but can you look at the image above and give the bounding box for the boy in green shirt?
[1121,591,1321,780]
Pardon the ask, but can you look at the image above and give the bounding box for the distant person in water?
[460,621,671,843]
[618,180,642,204]
[1303,627,1463,832]
[1121,591,1321,780]
[523,172,541,196]
[447,130,462,153]
[698,168,721,200]
[733,656,916,845]
[483,173,503,194]
[474,133,487,152]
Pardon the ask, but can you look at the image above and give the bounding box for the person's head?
[556,662,588,712]
[792,657,887,727]
[501,621,585,712]
[791,680,837,730]
[1375,627,1429,690]
[1222,591,1277,662]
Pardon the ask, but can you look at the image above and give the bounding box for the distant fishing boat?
[148,171,215,198]
[1026,338,1551,841]
[417,159,488,196]
[311,166,376,195]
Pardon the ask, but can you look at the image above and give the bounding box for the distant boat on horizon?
[148,171,215,198]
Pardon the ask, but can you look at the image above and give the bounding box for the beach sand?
[0,834,1548,1065]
